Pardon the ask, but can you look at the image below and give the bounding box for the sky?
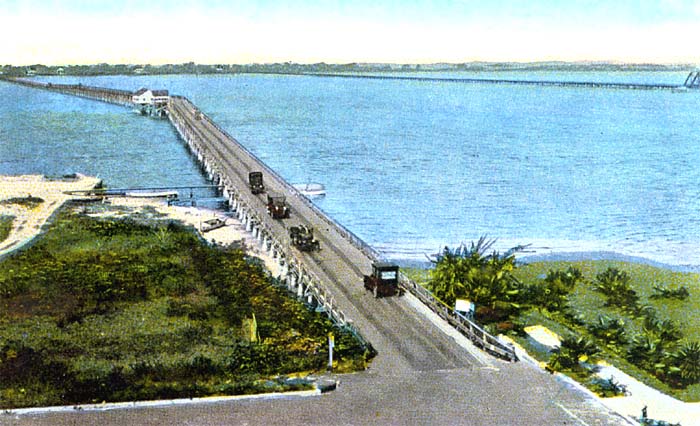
[1,0,700,65]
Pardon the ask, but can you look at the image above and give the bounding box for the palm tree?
[594,267,639,310]
[670,341,700,385]
[588,314,627,347]
[534,267,583,312]
[548,335,600,372]
[627,331,671,372]
[643,316,683,343]
[428,237,524,316]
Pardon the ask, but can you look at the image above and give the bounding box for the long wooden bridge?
[0,76,631,425]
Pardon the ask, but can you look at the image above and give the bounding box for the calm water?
[1,72,699,269]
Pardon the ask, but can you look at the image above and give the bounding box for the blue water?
[2,72,700,269]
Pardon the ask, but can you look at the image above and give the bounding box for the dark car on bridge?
[267,192,290,219]
[364,262,400,298]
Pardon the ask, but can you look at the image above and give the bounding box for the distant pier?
[304,71,700,90]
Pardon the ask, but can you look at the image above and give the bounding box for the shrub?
[651,283,690,300]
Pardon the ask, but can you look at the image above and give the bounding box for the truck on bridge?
[364,262,401,298]
[289,225,320,252]
[267,192,290,219]
[249,171,265,194]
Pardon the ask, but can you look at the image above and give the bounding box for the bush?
[0,210,367,408]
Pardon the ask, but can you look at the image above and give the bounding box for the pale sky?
[2,0,700,65]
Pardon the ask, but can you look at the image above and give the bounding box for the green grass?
[404,260,700,401]
[0,215,13,244]
[0,208,369,409]
[0,196,44,209]
[514,260,700,341]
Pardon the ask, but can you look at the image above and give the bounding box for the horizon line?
[5,60,699,68]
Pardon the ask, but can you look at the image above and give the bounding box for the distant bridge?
[305,71,700,90]
[685,71,700,89]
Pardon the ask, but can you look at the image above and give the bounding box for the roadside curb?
[501,336,639,426]
[2,388,323,417]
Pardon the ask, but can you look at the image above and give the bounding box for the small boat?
[201,217,227,232]
[125,190,178,199]
[293,183,326,198]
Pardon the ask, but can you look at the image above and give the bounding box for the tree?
[626,331,671,372]
[588,314,627,348]
[547,335,600,373]
[427,237,524,317]
[670,341,700,385]
[527,267,582,312]
[594,267,639,311]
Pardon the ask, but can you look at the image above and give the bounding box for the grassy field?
[0,215,12,244]
[404,259,700,401]
[0,208,368,409]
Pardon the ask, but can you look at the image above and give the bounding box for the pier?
[0,76,630,425]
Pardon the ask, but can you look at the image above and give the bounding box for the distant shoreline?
[392,250,700,274]
[1,61,696,78]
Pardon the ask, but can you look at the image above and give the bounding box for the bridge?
[305,71,700,90]
[0,76,631,425]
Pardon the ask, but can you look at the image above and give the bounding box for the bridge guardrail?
[168,97,376,355]
[398,274,518,362]
[171,95,513,361]
[172,96,382,263]
[4,78,134,106]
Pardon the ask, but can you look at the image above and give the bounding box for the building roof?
[133,87,148,95]
[151,90,169,97]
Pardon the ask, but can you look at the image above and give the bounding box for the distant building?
[132,88,170,105]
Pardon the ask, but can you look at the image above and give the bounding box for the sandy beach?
[0,174,102,258]
[0,173,281,275]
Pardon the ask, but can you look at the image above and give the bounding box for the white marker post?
[328,332,334,371]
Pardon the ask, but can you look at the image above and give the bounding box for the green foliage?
[547,335,600,373]
[587,314,628,347]
[525,267,582,312]
[594,267,640,312]
[669,341,700,386]
[0,210,366,409]
[651,283,690,300]
[427,237,524,319]
[588,375,629,397]
[626,330,673,373]
[0,215,13,243]
[0,196,44,209]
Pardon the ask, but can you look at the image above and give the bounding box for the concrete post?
[280,260,288,278]
[297,278,305,298]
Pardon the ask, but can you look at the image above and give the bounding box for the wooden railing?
[398,274,518,362]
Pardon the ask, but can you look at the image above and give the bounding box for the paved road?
[1,363,632,425]
[169,97,477,374]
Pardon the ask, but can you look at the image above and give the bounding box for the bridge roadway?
[0,79,629,425]
[168,96,474,374]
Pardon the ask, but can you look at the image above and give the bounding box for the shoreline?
[387,246,700,274]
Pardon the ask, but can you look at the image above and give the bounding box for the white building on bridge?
[132,88,170,106]
[132,88,170,117]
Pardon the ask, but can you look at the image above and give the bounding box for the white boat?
[293,183,326,198]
